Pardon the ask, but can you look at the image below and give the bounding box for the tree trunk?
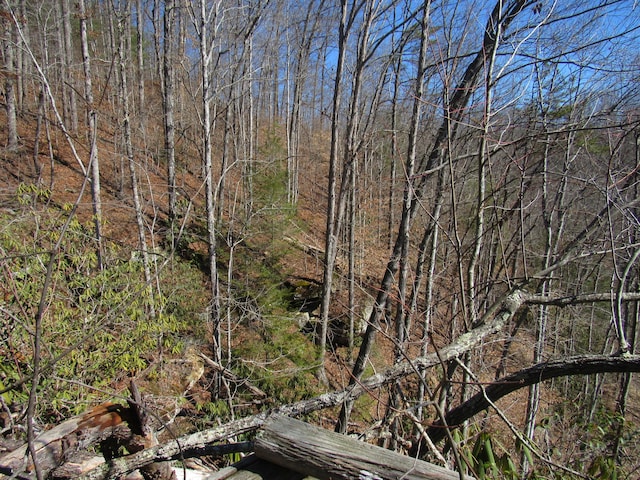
[190,0,223,396]
[115,0,156,321]
[60,0,78,132]
[317,0,350,384]
[382,0,433,447]
[163,0,177,234]
[3,16,18,149]
[426,355,640,445]
[255,416,471,480]
[79,0,104,270]
[135,0,145,113]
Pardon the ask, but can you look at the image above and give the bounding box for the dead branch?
[425,354,640,444]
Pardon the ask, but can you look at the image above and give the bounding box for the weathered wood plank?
[206,455,313,480]
[254,416,472,480]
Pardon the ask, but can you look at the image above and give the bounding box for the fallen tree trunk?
[425,354,640,444]
[0,402,136,478]
[0,382,176,480]
[66,291,529,479]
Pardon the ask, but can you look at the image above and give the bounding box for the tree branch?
[426,354,640,444]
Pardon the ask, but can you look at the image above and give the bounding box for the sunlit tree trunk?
[321,0,390,386]
[2,10,18,149]
[190,0,223,396]
[609,130,640,464]
[455,0,503,444]
[79,0,104,270]
[135,0,144,112]
[115,0,156,321]
[286,1,321,204]
[151,0,162,79]
[416,168,445,422]
[347,150,357,357]
[163,0,177,236]
[59,0,77,133]
[522,61,573,473]
[379,0,432,446]
[387,50,401,248]
[317,0,351,385]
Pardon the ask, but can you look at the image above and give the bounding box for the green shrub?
[232,314,319,404]
[0,192,197,420]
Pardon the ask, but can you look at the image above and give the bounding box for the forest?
[1,0,640,478]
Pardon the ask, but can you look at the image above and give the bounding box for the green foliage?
[232,314,319,404]
[159,260,210,340]
[452,406,631,480]
[470,432,501,479]
[195,399,230,419]
[220,210,320,406]
[456,430,523,480]
[579,407,625,480]
[587,456,617,480]
[251,126,296,240]
[0,189,201,420]
[16,182,51,207]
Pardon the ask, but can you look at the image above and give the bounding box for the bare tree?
[319,0,399,384]
[134,0,145,113]
[79,0,104,270]
[1,2,18,148]
[285,0,323,204]
[316,0,354,384]
[163,0,178,234]
[379,0,434,445]
[188,0,224,395]
[337,0,531,432]
[115,0,156,320]
[58,0,77,132]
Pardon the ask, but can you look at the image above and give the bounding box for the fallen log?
[254,416,472,480]
[28,290,527,480]
[0,402,135,478]
[0,381,176,480]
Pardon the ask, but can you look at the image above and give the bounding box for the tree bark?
[190,0,223,396]
[115,0,156,320]
[135,0,145,112]
[3,11,18,148]
[383,0,433,447]
[59,0,77,132]
[317,0,351,384]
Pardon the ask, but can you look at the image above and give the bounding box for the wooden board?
[254,416,472,480]
[206,454,313,480]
